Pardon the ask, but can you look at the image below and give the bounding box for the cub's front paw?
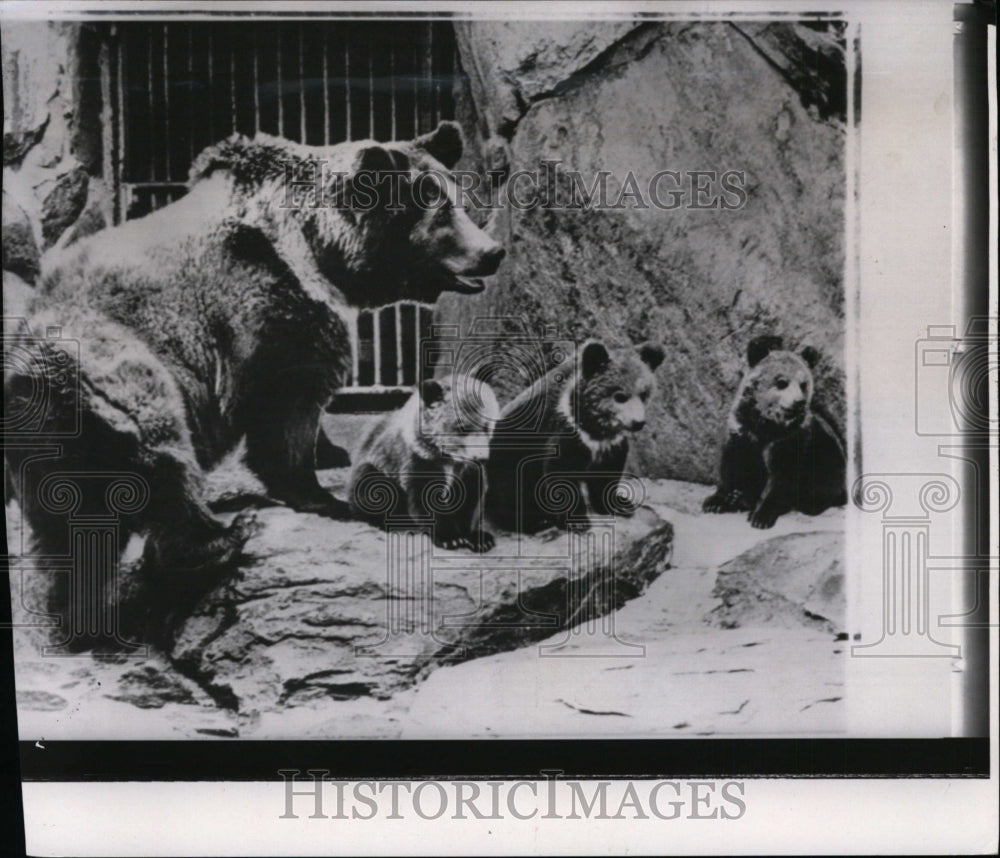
[229,510,263,545]
[474,531,496,553]
[703,489,751,514]
[702,491,727,513]
[748,505,778,529]
[289,493,351,520]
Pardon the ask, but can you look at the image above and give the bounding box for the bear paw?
[474,531,495,553]
[703,490,751,514]
[748,506,779,529]
[229,510,263,546]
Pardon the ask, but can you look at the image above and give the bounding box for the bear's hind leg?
[245,393,350,519]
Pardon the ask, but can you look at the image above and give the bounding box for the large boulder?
[441,21,847,482]
[168,475,673,712]
[707,530,845,632]
[2,188,39,281]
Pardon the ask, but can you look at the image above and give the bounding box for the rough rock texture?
[169,497,673,712]
[3,270,35,332]
[2,21,110,272]
[9,479,844,738]
[39,164,90,246]
[708,530,844,632]
[441,21,847,482]
[2,189,39,281]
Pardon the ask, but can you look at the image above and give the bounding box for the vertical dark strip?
[300,25,325,146]
[280,26,301,142]
[322,25,330,145]
[276,26,284,136]
[209,27,233,142]
[232,24,256,136]
[357,311,374,387]
[162,25,170,181]
[344,28,352,139]
[253,26,278,135]
[253,26,261,134]
[206,29,216,144]
[416,23,433,134]
[349,33,369,140]
[298,25,307,144]
[371,25,392,141]
[368,31,375,139]
[166,23,190,184]
[187,24,195,163]
[147,23,156,181]
[389,32,396,140]
[230,32,237,134]
[115,29,127,217]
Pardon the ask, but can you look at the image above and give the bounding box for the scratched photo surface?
[3,16,853,740]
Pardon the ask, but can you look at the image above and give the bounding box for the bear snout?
[628,418,646,432]
[468,243,505,276]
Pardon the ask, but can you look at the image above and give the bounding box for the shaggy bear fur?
[4,121,503,646]
[348,374,499,552]
[702,335,847,529]
[486,340,664,533]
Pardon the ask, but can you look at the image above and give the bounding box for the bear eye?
[800,380,809,392]
[774,378,789,390]
[613,391,630,404]
[639,391,649,403]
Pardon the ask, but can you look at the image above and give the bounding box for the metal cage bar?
[111,21,456,397]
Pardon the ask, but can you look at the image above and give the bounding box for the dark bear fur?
[348,374,499,552]
[4,121,503,647]
[486,340,664,533]
[702,335,847,529]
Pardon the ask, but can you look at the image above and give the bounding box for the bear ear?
[419,379,445,405]
[800,346,821,369]
[188,133,254,185]
[414,121,464,170]
[353,144,398,176]
[637,341,665,372]
[580,341,611,379]
[747,335,784,368]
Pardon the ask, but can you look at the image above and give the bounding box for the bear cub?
[703,335,847,529]
[487,340,665,533]
[348,374,499,552]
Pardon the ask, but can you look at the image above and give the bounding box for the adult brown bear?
[4,121,503,646]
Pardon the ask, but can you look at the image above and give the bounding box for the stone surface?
[40,164,89,247]
[3,270,35,330]
[8,478,845,739]
[169,495,673,713]
[708,530,845,632]
[441,21,847,482]
[1,189,39,282]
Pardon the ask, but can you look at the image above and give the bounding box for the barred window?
[108,21,456,406]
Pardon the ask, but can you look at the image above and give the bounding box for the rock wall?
[440,21,848,482]
[2,22,110,288]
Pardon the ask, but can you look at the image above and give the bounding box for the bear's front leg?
[587,444,637,517]
[748,441,795,529]
[245,394,350,519]
[704,432,764,513]
[449,462,494,552]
